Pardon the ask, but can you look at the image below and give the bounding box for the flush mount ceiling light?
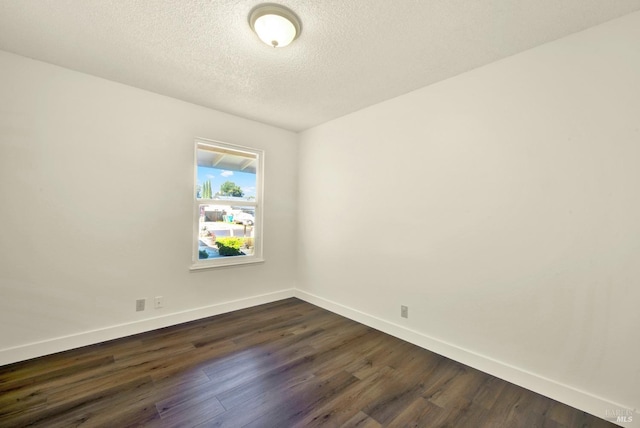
[249,4,301,48]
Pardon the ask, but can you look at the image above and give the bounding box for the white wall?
[0,50,298,364]
[298,11,640,421]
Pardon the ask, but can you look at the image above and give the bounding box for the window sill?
[189,257,265,271]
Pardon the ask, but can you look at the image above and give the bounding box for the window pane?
[197,145,257,202]
[198,204,255,259]
[193,139,263,269]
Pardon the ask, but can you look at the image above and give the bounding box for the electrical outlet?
[154,296,164,309]
[136,299,146,312]
[401,305,408,318]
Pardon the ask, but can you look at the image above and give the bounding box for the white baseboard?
[294,289,638,428]
[0,288,295,367]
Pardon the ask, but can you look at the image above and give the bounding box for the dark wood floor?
[0,298,614,427]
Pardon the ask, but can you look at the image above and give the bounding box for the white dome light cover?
[249,4,301,48]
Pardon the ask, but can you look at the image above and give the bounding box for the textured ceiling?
[1,1,639,132]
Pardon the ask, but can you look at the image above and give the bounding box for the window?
[191,138,264,269]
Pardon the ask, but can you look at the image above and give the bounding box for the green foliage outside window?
[201,180,213,199]
[220,181,244,197]
[216,237,245,256]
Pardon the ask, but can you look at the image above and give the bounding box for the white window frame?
[190,138,264,270]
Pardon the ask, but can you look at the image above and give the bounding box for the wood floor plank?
[360,372,425,425]
[152,395,226,428]
[297,366,400,426]
[0,298,615,427]
[0,355,115,395]
[0,375,155,427]
[342,411,383,428]
[240,369,360,428]
[427,366,488,409]
[386,396,446,427]
[201,341,317,393]
[216,354,319,410]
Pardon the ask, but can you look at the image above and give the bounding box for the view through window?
[193,139,263,268]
